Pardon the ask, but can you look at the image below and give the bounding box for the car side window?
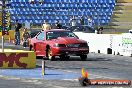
[37,32,45,40]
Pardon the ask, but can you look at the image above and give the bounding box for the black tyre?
[59,55,70,61]
[66,56,70,60]
[80,55,87,61]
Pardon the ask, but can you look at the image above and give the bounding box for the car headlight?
[79,43,88,47]
[54,43,59,47]
[53,43,66,47]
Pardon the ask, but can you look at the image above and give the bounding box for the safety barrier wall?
[74,32,132,56]
[0,49,36,68]
[74,32,113,54]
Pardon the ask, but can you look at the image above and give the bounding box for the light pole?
[1,0,10,52]
[1,0,5,52]
[97,0,99,30]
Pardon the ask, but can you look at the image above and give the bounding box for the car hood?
[51,37,87,44]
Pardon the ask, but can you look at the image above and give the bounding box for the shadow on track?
[36,56,112,61]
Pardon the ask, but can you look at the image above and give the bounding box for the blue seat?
[10,11,14,15]
[11,16,15,20]
[10,0,115,26]
[100,20,105,24]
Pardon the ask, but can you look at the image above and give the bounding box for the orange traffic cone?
[79,67,90,86]
[81,67,88,78]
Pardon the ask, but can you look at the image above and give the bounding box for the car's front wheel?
[46,47,55,61]
[80,55,87,61]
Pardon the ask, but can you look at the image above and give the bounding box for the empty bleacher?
[9,0,115,27]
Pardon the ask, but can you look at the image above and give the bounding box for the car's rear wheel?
[59,55,70,61]
[80,55,87,61]
[30,45,41,59]
[46,47,55,61]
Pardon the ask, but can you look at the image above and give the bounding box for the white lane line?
[0,75,21,80]
[53,85,65,88]
[21,79,65,88]
[124,59,131,62]
[63,79,78,81]
[111,87,124,88]
[0,75,4,77]
[21,79,43,85]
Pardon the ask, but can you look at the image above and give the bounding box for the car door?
[35,31,46,56]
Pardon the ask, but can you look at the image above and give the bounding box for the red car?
[29,29,89,61]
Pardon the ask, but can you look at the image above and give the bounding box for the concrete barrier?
[74,32,132,56]
[0,49,36,68]
[74,32,115,54]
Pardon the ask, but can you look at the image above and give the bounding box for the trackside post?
[42,60,45,76]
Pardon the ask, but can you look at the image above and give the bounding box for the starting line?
[0,68,81,80]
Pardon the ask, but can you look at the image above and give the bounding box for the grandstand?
[104,0,132,33]
[8,0,115,29]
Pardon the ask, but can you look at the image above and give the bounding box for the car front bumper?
[52,47,89,56]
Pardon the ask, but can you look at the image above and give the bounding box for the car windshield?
[30,30,40,38]
[46,31,78,40]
